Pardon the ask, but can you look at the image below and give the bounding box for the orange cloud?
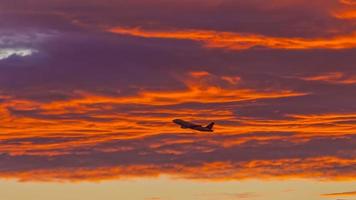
[0,157,354,182]
[2,99,356,145]
[339,0,356,5]
[221,76,241,85]
[321,191,356,197]
[0,72,355,182]
[109,27,356,50]
[334,10,356,19]
[218,113,356,137]
[189,71,211,78]
[0,71,308,143]
[302,72,356,84]
[333,0,356,19]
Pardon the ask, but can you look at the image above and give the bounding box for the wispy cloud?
[0,48,37,60]
[109,27,356,50]
[334,10,356,19]
[333,0,356,19]
[301,72,356,85]
[321,191,356,197]
[339,0,356,5]
[199,192,258,199]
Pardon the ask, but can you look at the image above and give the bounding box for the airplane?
[173,119,215,132]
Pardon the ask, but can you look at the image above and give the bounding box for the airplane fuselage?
[173,119,214,132]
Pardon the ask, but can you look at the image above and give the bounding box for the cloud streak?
[301,72,356,85]
[109,27,356,50]
[321,191,356,197]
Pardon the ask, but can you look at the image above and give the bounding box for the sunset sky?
[0,0,355,199]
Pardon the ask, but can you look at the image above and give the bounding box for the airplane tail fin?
[206,122,215,130]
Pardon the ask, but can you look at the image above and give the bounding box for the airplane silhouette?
[173,119,214,132]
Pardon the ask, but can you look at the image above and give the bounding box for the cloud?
[339,0,356,5]
[221,76,242,85]
[0,31,55,61]
[109,27,356,50]
[145,197,161,200]
[189,71,211,78]
[301,72,356,84]
[321,191,356,197]
[0,48,37,60]
[199,192,258,199]
[334,10,356,19]
[333,0,356,19]
[0,0,355,184]
[0,29,355,182]
[0,71,311,141]
[0,132,354,182]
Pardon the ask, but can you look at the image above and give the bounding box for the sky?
[0,0,355,199]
